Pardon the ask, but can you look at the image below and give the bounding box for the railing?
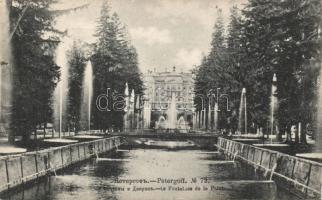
[0,136,122,193]
[216,137,322,199]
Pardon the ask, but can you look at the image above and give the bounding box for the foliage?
[66,41,87,133]
[91,0,143,131]
[194,0,321,135]
[10,0,60,142]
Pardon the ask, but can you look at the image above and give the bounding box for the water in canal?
[0,142,300,200]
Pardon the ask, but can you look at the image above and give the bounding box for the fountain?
[156,115,167,129]
[198,111,201,129]
[296,64,322,162]
[143,101,151,129]
[53,42,70,136]
[238,88,247,134]
[0,0,12,140]
[80,61,93,132]
[192,111,196,130]
[129,89,135,130]
[214,102,218,131]
[194,111,198,130]
[208,103,212,130]
[199,110,202,130]
[177,116,188,133]
[135,95,141,130]
[202,109,206,130]
[167,93,177,129]
[123,82,129,131]
[270,73,278,136]
[316,32,322,153]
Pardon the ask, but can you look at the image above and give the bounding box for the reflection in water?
[1,147,300,200]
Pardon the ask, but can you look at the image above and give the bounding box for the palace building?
[143,66,195,129]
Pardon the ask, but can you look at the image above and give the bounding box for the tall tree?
[194,0,321,138]
[242,0,321,139]
[194,8,228,130]
[92,0,143,131]
[66,41,87,133]
[10,0,60,143]
[225,5,247,132]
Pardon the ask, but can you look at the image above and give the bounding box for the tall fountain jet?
[0,0,13,141]
[53,42,70,136]
[270,73,278,136]
[297,62,322,162]
[130,89,135,130]
[192,111,195,130]
[177,116,187,133]
[143,101,151,129]
[135,95,141,130]
[214,102,218,131]
[238,88,247,134]
[316,66,322,152]
[208,102,212,130]
[167,93,177,129]
[202,108,206,130]
[80,61,93,132]
[196,111,200,129]
[123,82,129,131]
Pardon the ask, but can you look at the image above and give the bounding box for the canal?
[0,140,301,200]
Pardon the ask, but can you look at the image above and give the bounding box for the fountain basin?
[0,146,27,155]
[253,143,289,147]
[198,151,226,160]
[253,143,291,154]
[143,139,195,149]
[72,135,103,140]
[42,138,78,147]
[296,153,322,163]
[232,138,262,144]
[231,134,263,139]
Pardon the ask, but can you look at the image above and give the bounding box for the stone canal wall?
[216,137,322,199]
[0,136,122,193]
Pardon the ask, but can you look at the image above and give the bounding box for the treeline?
[10,0,60,143]
[9,0,142,142]
[194,0,321,140]
[67,1,143,132]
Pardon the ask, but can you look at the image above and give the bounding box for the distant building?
[143,66,194,129]
[143,66,194,111]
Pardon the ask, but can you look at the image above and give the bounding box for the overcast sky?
[53,0,247,73]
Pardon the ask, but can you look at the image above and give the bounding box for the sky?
[52,0,247,73]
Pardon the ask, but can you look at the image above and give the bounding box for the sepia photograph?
[0,0,321,199]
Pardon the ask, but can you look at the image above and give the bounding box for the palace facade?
[143,66,195,129]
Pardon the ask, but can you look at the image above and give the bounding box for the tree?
[92,0,143,131]
[66,41,87,133]
[242,0,321,140]
[225,5,248,132]
[194,8,228,130]
[194,0,321,139]
[10,0,60,143]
